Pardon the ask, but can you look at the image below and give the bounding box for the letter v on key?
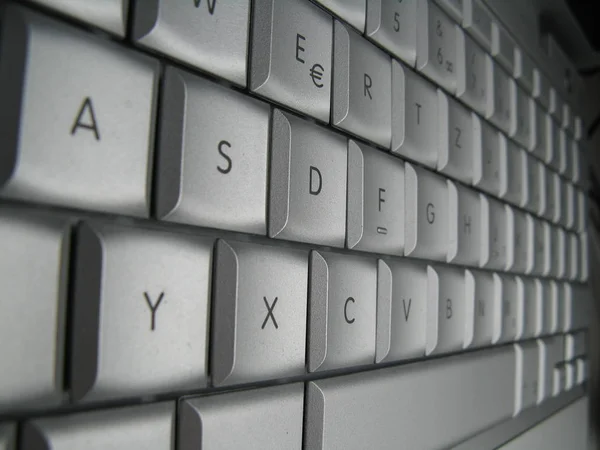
[144,291,165,331]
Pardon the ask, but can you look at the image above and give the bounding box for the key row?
[1,208,591,411]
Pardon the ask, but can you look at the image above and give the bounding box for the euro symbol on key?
[310,63,324,88]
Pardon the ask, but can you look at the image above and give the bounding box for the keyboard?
[0,0,592,449]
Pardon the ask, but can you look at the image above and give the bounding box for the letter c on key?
[344,297,356,324]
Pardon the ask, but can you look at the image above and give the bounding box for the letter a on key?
[71,97,100,141]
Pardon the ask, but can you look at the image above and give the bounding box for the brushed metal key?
[156,67,269,234]
[269,109,347,247]
[466,270,502,347]
[481,195,510,270]
[333,20,392,147]
[22,402,175,450]
[486,59,512,133]
[346,141,405,255]
[179,385,303,450]
[448,181,481,265]
[133,0,250,86]
[212,240,308,386]
[313,0,366,31]
[0,6,159,217]
[473,117,502,196]
[0,209,70,411]
[456,29,488,115]
[70,222,213,402]
[0,424,15,450]
[251,0,332,121]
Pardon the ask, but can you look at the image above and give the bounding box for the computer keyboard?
[0,0,592,449]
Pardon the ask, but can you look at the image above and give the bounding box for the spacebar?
[305,347,515,450]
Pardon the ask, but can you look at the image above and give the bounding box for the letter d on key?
[309,166,322,195]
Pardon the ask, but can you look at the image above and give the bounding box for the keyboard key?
[481,196,510,270]
[462,0,493,51]
[376,259,428,362]
[305,347,515,450]
[580,232,589,282]
[466,270,502,347]
[576,189,587,232]
[179,385,303,450]
[547,281,560,334]
[416,0,458,93]
[269,109,347,247]
[346,141,405,255]
[486,60,512,133]
[212,240,307,386]
[0,6,159,217]
[565,331,586,360]
[524,155,543,215]
[31,0,128,36]
[22,402,175,450]
[550,88,564,124]
[313,0,366,31]
[514,47,534,93]
[0,209,69,411]
[558,129,569,176]
[537,336,563,403]
[543,169,558,222]
[405,163,449,260]
[391,62,439,168]
[534,220,551,276]
[435,0,463,22]
[333,21,392,147]
[448,181,481,265]
[521,278,541,339]
[514,341,539,414]
[530,103,549,162]
[567,232,579,281]
[133,0,249,86]
[507,207,532,274]
[574,115,584,141]
[309,251,377,371]
[250,0,332,120]
[511,80,532,148]
[366,0,417,66]
[0,424,15,450]
[500,275,523,342]
[155,67,269,234]
[501,137,526,207]
[70,222,212,402]
[547,118,561,170]
[576,359,588,384]
[491,21,515,73]
[473,117,502,196]
[456,30,488,115]
[533,68,551,111]
[551,227,566,279]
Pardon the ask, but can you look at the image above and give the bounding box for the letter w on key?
[262,297,279,329]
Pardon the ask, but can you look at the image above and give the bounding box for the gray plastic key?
[269,109,347,247]
[521,278,541,339]
[511,79,532,148]
[466,270,502,347]
[491,22,515,73]
[212,240,308,386]
[500,275,523,343]
[525,154,543,215]
[179,385,303,450]
[376,259,428,363]
[0,424,15,450]
[514,341,539,414]
[456,29,488,115]
[70,222,213,402]
[21,402,175,450]
[392,61,439,168]
[0,6,159,217]
[533,69,551,111]
[515,47,534,94]
[346,141,405,255]
[531,104,550,162]
[30,0,128,36]
[155,67,269,234]
[462,0,493,51]
[486,59,512,133]
[313,0,366,31]
[333,20,392,147]
[473,117,502,196]
[133,0,249,86]
[501,137,526,207]
[448,180,481,265]
[0,209,70,411]
[251,0,332,121]
[435,0,464,22]
[366,0,417,66]
[309,251,377,372]
[508,207,532,274]
[481,195,510,270]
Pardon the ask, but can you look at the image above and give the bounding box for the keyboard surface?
[0,0,593,449]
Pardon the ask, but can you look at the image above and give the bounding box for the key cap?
[511,80,532,148]
[0,424,15,450]
[500,275,523,342]
[180,384,303,450]
[550,88,564,124]
[563,103,572,131]
[31,0,127,36]
[537,220,552,276]
[486,60,512,133]
[416,1,458,93]
[391,62,439,168]
[576,359,587,384]
[547,118,561,171]
[462,0,493,51]
[366,0,417,66]
[514,47,534,93]
[514,341,540,415]
[473,117,502,196]
[521,278,541,339]
[553,365,566,396]
[405,163,449,260]
[533,68,551,111]
[543,168,558,223]
[212,240,307,386]
[558,129,569,176]
[571,139,581,184]
[438,91,475,183]
[70,222,212,402]
[376,259,428,362]
[508,207,531,274]
[133,0,249,86]
[250,0,332,120]
[537,336,563,403]
[0,6,159,217]
[544,281,559,335]
[567,232,579,280]
[576,189,587,232]
[333,20,391,147]
[564,362,575,390]
[574,116,584,141]
[531,105,549,162]
[155,67,269,234]
[435,0,463,22]
[0,209,69,411]
[269,109,347,247]
[570,285,592,330]
[565,332,586,360]
[501,137,526,207]
[580,232,589,282]
[305,347,515,450]
[552,227,566,279]
[448,181,481,265]
[456,30,488,115]
[21,402,174,450]
[466,270,502,347]
[313,0,366,31]
[309,251,377,372]
[346,141,405,255]
[481,196,510,270]
[491,22,515,73]
[524,155,543,215]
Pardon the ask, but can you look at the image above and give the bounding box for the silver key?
[524,154,543,215]
[435,0,463,22]
[212,240,307,386]
[514,341,539,414]
[31,0,127,36]
[550,88,564,124]
[309,251,377,372]
[521,278,541,339]
[391,62,439,168]
[405,163,449,260]
[347,141,405,255]
[533,219,550,276]
[333,20,392,147]
[448,180,481,265]
[508,207,532,274]
[491,22,515,73]
[500,275,523,342]
[543,167,558,222]
[531,104,550,162]
[473,117,502,196]
[511,79,532,148]
[70,222,212,402]
[133,0,249,86]
[567,232,579,281]
[156,67,269,234]
[553,228,566,279]
[376,259,428,362]
[547,118,561,170]
[486,60,512,133]
[501,137,526,207]
[558,129,568,176]
[462,0,493,51]
[366,0,417,66]
[269,109,347,247]
[438,91,475,183]
[22,402,175,450]
[456,29,488,115]
[0,6,159,217]
[533,68,551,111]
[541,281,558,335]
[570,139,581,184]
[575,116,584,141]
[416,1,458,93]
[576,188,587,232]
[0,424,15,450]
[313,0,366,31]
[514,47,534,93]
[179,385,303,450]
[0,209,69,411]
[466,270,502,347]
[481,195,509,270]
[251,0,332,120]
[580,232,589,282]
